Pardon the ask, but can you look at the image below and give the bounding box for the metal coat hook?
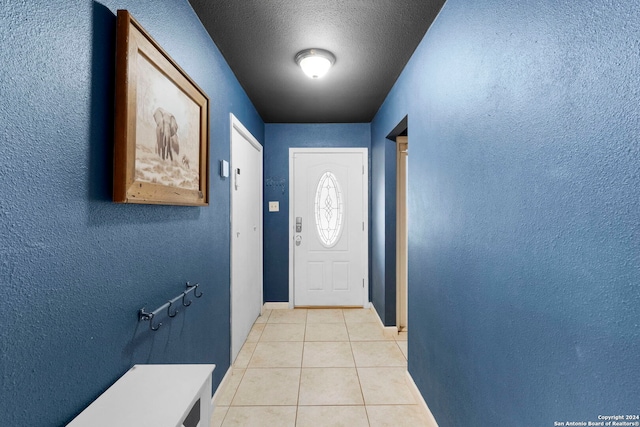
[167,300,178,318]
[182,291,192,307]
[150,317,161,331]
[139,308,161,331]
[186,282,203,298]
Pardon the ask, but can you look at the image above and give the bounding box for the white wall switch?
[268,201,279,212]
[220,160,229,178]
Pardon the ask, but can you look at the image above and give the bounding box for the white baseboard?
[369,304,437,425]
[266,302,372,310]
[406,371,439,427]
[263,302,290,310]
[369,302,399,338]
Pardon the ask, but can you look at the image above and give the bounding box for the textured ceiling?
[188,0,446,123]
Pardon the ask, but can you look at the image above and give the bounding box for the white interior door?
[230,114,262,362]
[290,148,368,307]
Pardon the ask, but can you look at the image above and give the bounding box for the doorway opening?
[387,117,408,333]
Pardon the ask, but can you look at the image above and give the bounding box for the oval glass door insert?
[314,171,344,247]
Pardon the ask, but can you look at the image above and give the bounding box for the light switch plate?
[268,201,279,212]
[220,160,229,178]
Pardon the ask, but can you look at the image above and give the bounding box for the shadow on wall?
[89,2,115,204]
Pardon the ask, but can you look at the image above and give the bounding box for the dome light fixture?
[295,48,336,79]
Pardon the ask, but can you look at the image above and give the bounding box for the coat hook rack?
[138,282,203,332]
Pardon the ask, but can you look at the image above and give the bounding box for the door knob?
[295,235,302,246]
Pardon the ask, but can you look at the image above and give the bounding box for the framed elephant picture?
[113,10,210,206]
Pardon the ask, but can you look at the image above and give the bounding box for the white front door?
[230,115,263,362]
[290,148,368,307]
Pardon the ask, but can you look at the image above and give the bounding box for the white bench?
[68,364,215,427]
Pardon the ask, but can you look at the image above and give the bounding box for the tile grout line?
[348,313,372,426]
[226,309,272,409]
[295,313,307,425]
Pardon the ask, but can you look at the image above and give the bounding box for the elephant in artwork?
[153,107,179,161]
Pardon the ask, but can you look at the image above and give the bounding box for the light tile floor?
[210,308,432,427]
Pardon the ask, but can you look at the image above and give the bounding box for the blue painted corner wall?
[0,1,263,425]
[372,0,640,425]
[370,128,399,327]
[263,124,371,303]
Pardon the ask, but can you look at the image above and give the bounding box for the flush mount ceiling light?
[295,48,336,79]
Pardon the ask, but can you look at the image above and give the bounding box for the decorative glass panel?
[314,172,344,247]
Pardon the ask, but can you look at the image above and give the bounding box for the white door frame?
[396,136,408,331]
[230,113,263,361]
[288,147,369,308]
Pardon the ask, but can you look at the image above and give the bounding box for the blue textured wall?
[372,0,640,425]
[383,138,397,326]
[263,124,371,302]
[0,1,263,425]
[370,126,386,325]
[371,132,398,327]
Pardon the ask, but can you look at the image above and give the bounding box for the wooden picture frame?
[113,10,210,206]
